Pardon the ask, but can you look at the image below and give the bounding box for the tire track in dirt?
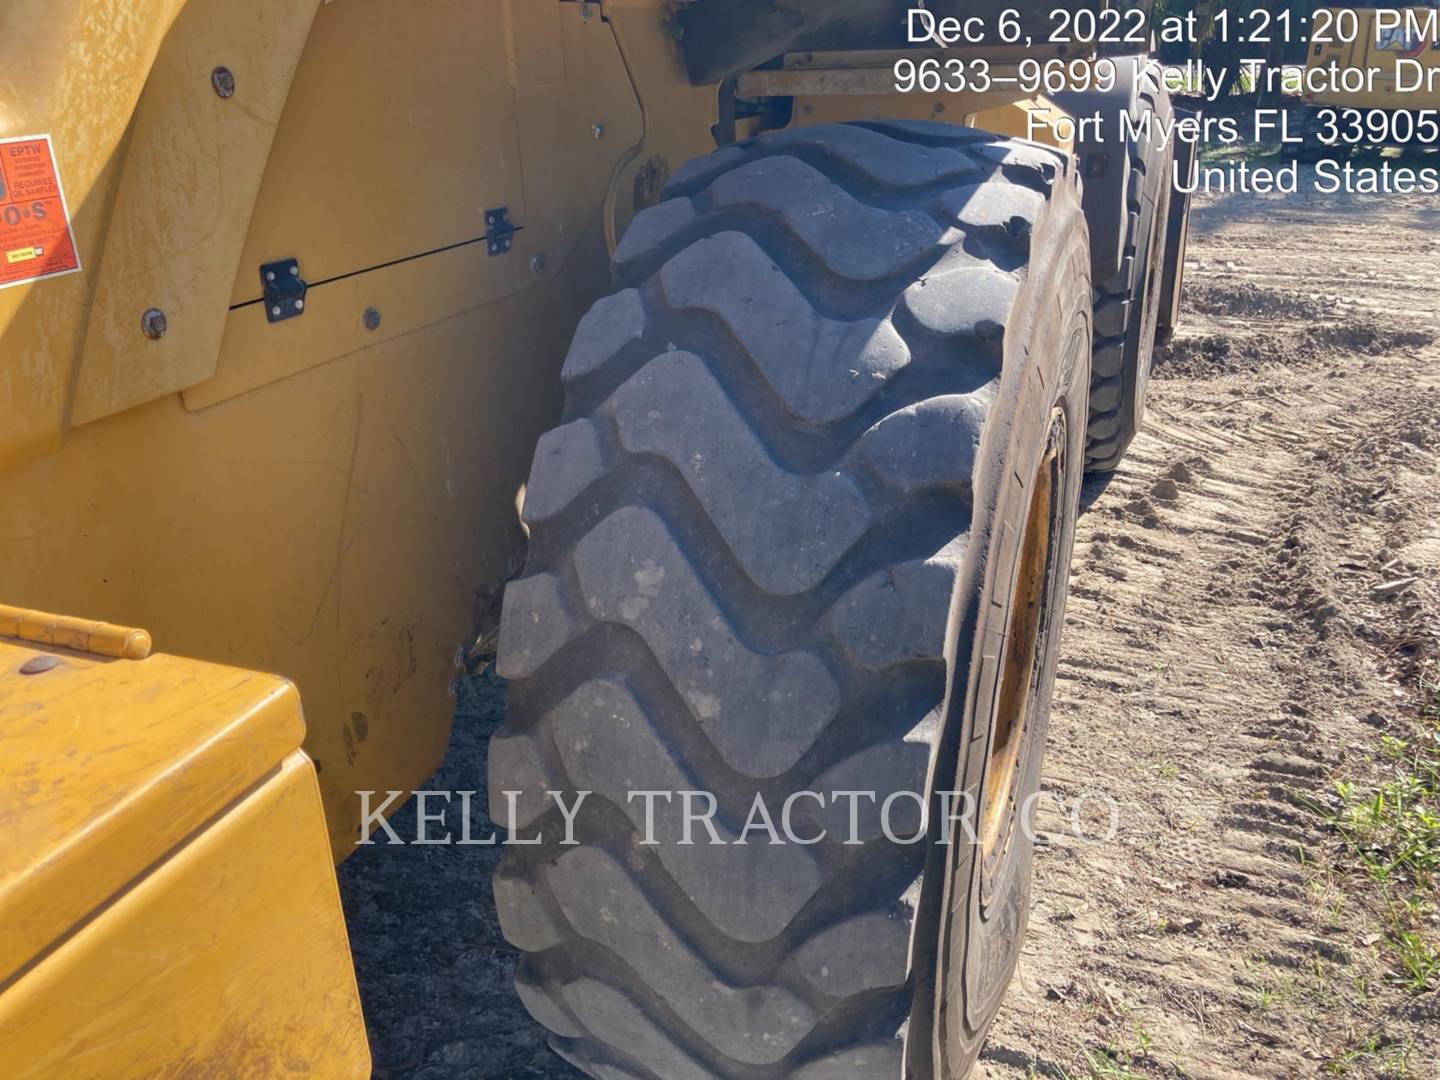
[978,183,1440,1079]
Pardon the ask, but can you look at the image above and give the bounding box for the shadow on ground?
[337,671,579,1080]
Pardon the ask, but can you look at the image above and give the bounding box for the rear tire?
[1084,60,1175,473]
[492,120,1090,1080]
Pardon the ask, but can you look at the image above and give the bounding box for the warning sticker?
[0,134,81,291]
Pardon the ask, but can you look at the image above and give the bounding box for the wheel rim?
[979,412,1064,887]
[934,403,1073,1073]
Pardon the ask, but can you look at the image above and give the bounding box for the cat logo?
[1377,27,1427,57]
[1376,13,1439,60]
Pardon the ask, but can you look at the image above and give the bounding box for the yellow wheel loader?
[0,2,1189,1076]
[1288,3,1440,161]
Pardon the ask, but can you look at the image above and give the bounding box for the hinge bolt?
[141,308,167,339]
[211,67,236,99]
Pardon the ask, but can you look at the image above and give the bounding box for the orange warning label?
[0,135,80,290]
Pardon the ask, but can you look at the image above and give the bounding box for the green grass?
[1325,673,1440,993]
[1335,775,1440,884]
[1083,1050,1145,1080]
[1322,1032,1417,1078]
[1387,929,1440,993]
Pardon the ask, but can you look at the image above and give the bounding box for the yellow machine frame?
[1304,5,1440,110]
[0,626,368,1076]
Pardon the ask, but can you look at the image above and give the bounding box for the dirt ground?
[339,165,1440,1078]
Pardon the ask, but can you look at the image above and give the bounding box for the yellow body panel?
[0,628,366,1077]
[0,634,304,986]
[71,0,321,427]
[0,0,661,854]
[0,754,369,1079]
[0,0,188,466]
[188,0,643,411]
[0,269,606,854]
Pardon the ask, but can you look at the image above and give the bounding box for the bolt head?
[363,307,382,331]
[271,305,282,318]
[591,122,605,139]
[211,67,236,99]
[580,2,595,20]
[530,253,546,274]
[141,308,168,339]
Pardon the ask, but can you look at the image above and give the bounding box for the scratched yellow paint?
[0,637,366,1076]
[0,756,369,1078]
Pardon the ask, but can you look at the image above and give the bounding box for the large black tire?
[1155,114,1198,349]
[492,120,1091,1080]
[1084,60,1175,473]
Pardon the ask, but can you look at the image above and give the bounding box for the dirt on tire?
[338,168,1440,1079]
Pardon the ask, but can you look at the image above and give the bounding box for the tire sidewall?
[1118,66,1176,452]
[1127,134,1174,431]
[1085,60,1177,473]
[921,172,1092,1079]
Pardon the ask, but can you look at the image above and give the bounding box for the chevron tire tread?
[492,120,1089,1080]
[1084,59,1175,473]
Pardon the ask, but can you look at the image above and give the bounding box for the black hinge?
[486,207,515,257]
[261,258,307,322]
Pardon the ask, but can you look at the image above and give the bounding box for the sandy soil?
[339,167,1440,1079]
